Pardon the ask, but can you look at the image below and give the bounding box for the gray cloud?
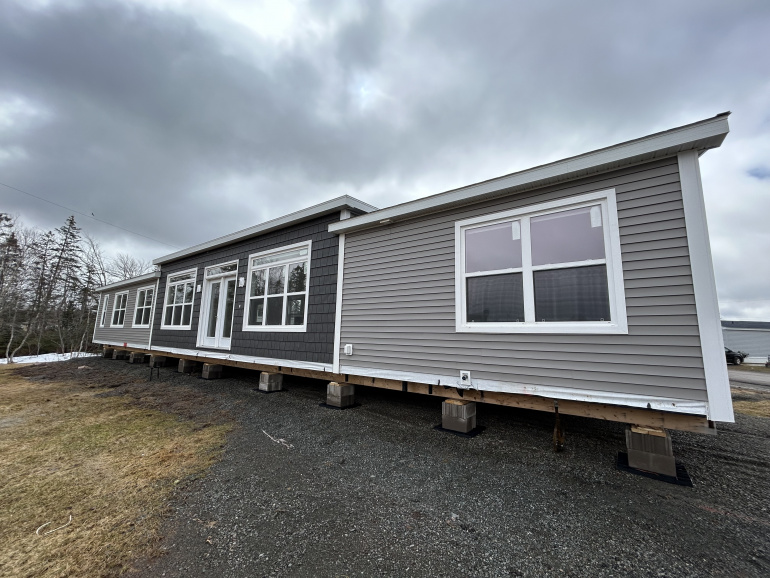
[1,0,769,317]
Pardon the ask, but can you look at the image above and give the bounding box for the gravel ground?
[76,359,769,577]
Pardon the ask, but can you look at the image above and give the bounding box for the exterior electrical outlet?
[460,371,471,386]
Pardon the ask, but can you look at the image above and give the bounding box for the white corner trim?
[339,364,709,416]
[148,279,159,350]
[333,232,346,373]
[678,150,734,422]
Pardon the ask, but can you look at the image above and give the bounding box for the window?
[100,294,109,327]
[111,292,128,327]
[133,286,155,328]
[162,269,196,329]
[244,242,311,332]
[455,190,627,334]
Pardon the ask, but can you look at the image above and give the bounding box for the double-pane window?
[245,244,310,330]
[111,292,128,327]
[100,294,109,327]
[163,270,196,328]
[457,192,625,333]
[134,287,154,327]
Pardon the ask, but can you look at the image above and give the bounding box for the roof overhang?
[153,195,377,265]
[96,271,160,292]
[329,112,730,235]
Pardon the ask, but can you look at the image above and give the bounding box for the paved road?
[729,368,770,390]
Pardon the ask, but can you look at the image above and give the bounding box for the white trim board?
[149,345,334,373]
[154,196,377,265]
[96,271,160,292]
[678,150,734,422]
[333,233,346,373]
[330,113,730,235]
[339,364,708,416]
[93,339,152,350]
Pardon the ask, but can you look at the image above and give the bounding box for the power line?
[0,180,180,249]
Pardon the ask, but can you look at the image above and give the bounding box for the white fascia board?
[96,271,160,292]
[329,114,730,235]
[148,345,334,373]
[678,150,734,422]
[153,195,377,265]
[339,364,709,416]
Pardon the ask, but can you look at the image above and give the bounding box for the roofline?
[153,195,377,265]
[329,113,731,235]
[96,271,160,292]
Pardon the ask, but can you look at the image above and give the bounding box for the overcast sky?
[1,0,769,319]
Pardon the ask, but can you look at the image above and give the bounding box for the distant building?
[721,320,770,361]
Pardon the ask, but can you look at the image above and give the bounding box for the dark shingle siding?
[150,212,342,364]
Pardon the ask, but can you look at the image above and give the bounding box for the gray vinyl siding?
[150,212,342,365]
[339,156,708,404]
[93,282,155,347]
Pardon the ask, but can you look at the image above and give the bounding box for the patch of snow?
[0,352,100,365]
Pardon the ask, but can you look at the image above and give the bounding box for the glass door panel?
[219,278,236,347]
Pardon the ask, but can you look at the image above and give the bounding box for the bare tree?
[107,252,153,282]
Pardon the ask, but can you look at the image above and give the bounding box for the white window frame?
[196,260,239,350]
[161,268,198,330]
[454,189,627,334]
[111,291,128,328]
[100,294,109,327]
[132,285,156,329]
[243,241,312,333]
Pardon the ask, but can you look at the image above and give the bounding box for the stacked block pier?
[202,364,223,380]
[442,400,477,433]
[327,382,355,408]
[259,372,283,392]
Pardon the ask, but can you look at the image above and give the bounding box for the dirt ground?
[6,358,770,577]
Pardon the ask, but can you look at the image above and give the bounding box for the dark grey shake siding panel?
[93,283,153,346]
[339,157,708,403]
[150,213,341,365]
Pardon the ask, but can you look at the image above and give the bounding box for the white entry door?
[200,274,237,349]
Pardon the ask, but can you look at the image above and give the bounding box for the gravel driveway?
[127,361,769,578]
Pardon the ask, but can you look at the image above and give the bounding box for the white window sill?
[242,325,307,333]
[456,322,628,335]
[133,325,151,329]
[160,325,194,331]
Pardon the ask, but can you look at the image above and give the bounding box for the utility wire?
[0,180,180,249]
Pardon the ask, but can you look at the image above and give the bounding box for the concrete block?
[178,359,198,373]
[442,400,477,433]
[327,382,355,408]
[102,348,115,358]
[112,349,128,360]
[128,352,145,364]
[149,355,167,368]
[259,372,283,392]
[625,425,676,477]
[202,363,223,380]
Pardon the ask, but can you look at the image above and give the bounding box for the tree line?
[0,213,153,362]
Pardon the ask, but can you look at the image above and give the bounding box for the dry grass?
[730,364,770,373]
[733,399,770,418]
[0,366,232,577]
